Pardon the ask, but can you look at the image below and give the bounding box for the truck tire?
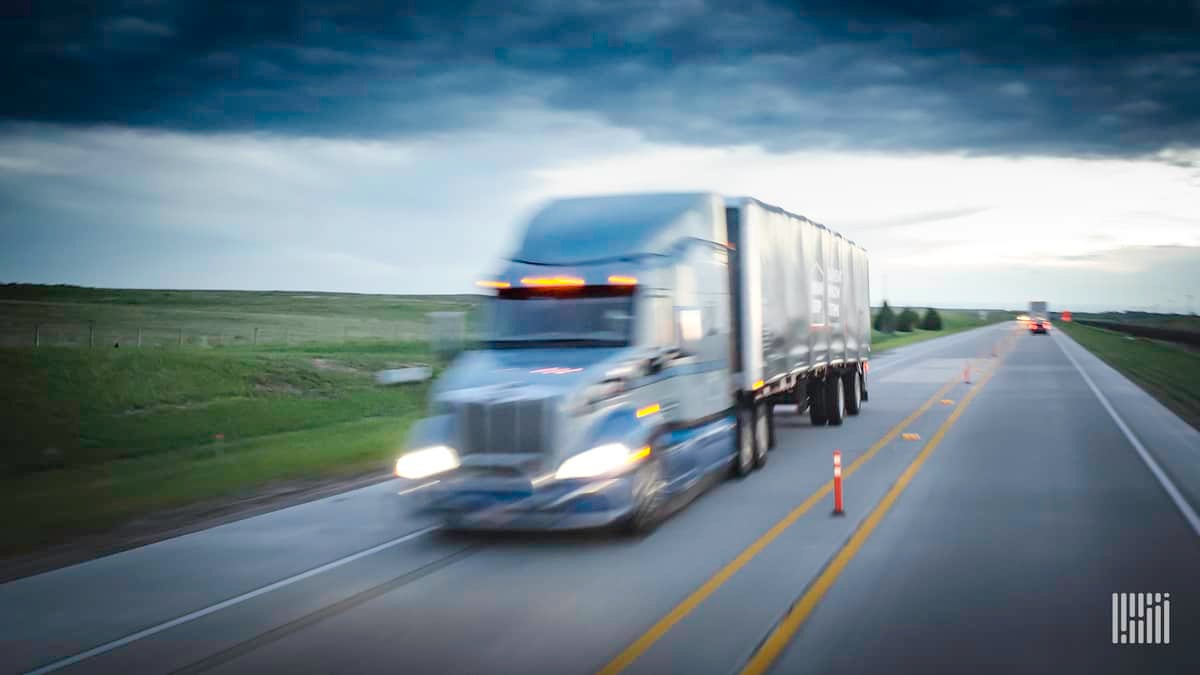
[809,379,828,426]
[622,456,667,536]
[753,402,769,469]
[766,403,777,449]
[844,369,862,416]
[794,387,809,415]
[732,404,755,478]
[827,375,846,426]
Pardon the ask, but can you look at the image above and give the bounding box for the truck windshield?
[485,287,635,347]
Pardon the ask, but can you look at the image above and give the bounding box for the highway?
[3,322,1198,675]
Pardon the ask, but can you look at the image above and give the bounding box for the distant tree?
[896,308,920,332]
[921,308,943,331]
[873,301,897,333]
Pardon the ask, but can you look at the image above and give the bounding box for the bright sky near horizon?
[2,1,1198,312]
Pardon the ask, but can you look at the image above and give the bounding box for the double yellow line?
[739,360,1001,674]
[599,332,1014,675]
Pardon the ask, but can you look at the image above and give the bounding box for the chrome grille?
[455,396,551,455]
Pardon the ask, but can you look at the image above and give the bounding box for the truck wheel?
[623,457,667,536]
[794,387,809,415]
[732,404,755,478]
[809,380,828,426]
[753,402,769,469]
[844,370,862,416]
[766,403,777,449]
[827,376,846,426]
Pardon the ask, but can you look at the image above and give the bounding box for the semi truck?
[1029,301,1049,334]
[395,192,871,534]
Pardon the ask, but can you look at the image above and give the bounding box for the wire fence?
[3,312,481,351]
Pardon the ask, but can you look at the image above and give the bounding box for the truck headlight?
[554,443,650,480]
[395,445,460,479]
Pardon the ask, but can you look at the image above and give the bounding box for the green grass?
[1057,321,1200,431]
[1069,311,1200,333]
[3,416,421,555]
[0,339,434,557]
[871,309,1014,353]
[0,283,483,348]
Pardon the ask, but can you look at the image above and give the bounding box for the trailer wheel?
[809,380,829,426]
[732,404,755,478]
[860,371,869,402]
[844,369,862,416]
[794,387,809,416]
[827,376,846,426]
[753,402,769,469]
[766,402,777,450]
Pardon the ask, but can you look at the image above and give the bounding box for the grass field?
[0,285,480,558]
[1057,321,1200,431]
[0,341,434,556]
[0,284,482,348]
[870,309,1014,353]
[1068,310,1200,333]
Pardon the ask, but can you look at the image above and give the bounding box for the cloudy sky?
[2,0,1198,311]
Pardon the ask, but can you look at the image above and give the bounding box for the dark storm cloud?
[4,0,1199,154]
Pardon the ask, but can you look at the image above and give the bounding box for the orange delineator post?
[833,450,844,515]
[963,361,971,384]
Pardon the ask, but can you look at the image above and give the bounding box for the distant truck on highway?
[395,193,872,534]
[1029,301,1049,334]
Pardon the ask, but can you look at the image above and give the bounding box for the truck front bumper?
[415,473,640,531]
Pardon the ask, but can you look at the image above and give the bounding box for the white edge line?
[1054,332,1200,537]
[24,526,438,675]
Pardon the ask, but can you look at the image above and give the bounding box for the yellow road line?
[596,377,960,675]
[738,362,1001,675]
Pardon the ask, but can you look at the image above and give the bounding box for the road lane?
[0,481,440,674]
[609,328,1016,675]
[1053,330,1200,527]
[764,324,1200,674]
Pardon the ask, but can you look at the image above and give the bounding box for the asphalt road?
[3,322,1197,675]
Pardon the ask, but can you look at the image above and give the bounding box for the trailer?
[395,192,871,534]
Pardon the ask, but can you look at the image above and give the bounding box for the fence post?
[34,324,41,347]
[88,321,95,348]
[178,327,184,347]
[253,327,259,346]
[137,327,143,347]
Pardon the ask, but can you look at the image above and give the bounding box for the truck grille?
[455,396,554,456]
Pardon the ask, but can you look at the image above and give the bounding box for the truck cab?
[397,193,739,533]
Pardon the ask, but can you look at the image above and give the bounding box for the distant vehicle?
[1029,300,1050,334]
[395,192,872,534]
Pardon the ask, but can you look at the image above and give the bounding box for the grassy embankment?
[1,286,482,558]
[870,309,1014,353]
[1057,321,1200,431]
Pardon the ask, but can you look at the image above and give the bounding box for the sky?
[2,0,1198,312]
